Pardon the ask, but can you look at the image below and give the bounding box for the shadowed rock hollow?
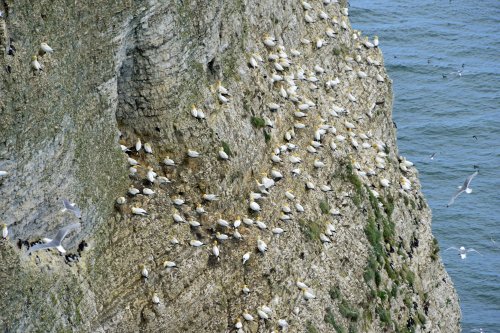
[0,0,460,332]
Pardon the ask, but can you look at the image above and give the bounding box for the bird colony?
[0,0,447,331]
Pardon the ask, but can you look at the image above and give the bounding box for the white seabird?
[243,252,251,264]
[132,207,148,216]
[40,42,54,54]
[61,199,82,219]
[2,223,8,239]
[26,223,81,255]
[447,171,478,207]
[445,246,481,259]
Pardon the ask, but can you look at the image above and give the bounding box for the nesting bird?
[40,42,54,54]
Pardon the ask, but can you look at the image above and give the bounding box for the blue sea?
[351,1,500,331]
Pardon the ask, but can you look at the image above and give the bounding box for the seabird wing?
[467,248,481,255]
[53,223,81,243]
[26,241,57,255]
[447,188,464,206]
[464,171,478,188]
[445,247,459,252]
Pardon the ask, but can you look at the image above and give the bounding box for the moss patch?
[320,200,330,214]
[250,116,265,128]
[325,308,346,333]
[299,219,322,241]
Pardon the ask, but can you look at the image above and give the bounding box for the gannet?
[152,293,160,304]
[243,312,254,321]
[61,199,82,219]
[242,285,251,294]
[295,203,305,212]
[320,10,329,20]
[380,178,390,188]
[116,197,126,205]
[285,191,295,200]
[320,233,331,243]
[143,188,155,196]
[271,169,283,180]
[321,185,332,192]
[173,214,185,223]
[216,232,229,241]
[146,168,156,183]
[447,171,478,206]
[256,220,267,230]
[272,227,285,235]
[40,42,54,54]
[132,207,148,215]
[218,93,230,103]
[271,155,282,163]
[294,111,307,118]
[172,198,185,206]
[189,220,201,228]
[157,176,172,184]
[373,36,379,47]
[26,223,81,255]
[303,289,316,300]
[257,239,268,253]
[304,12,315,23]
[306,181,315,190]
[212,241,220,258]
[263,34,276,47]
[140,264,149,279]
[31,55,43,71]
[314,160,325,168]
[163,260,177,269]
[235,318,243,329]
[170,237,180,245]
[376,73,385,82]
[217,218,230,227]
[296,280,309,289]
[316,38,326,48]
[144,143,153,154]
[120,144,130,152]
[249,55,258,68]
[249,200,261,212]
[446,246,481,259]
[257,307,269,320]
[187,149,201,158]
[278,319,289,328]
[233,229,242,240]
[233,217,242,228]
[128,157,139,166]
[190,240,205,247]
[243,217,254,226]
[196,204,207,215]
[2,223,8,239]
[400,176,411,191]
[302,1,313,10]
[203,193,218,201]
[280,214,292,221]
[301,38,311,44]
[289,156,302,164]
[163,157,176,166]
[135,138,142,151]
[357,70,368,79]
[291,168,301,177]
[243,251,251,264]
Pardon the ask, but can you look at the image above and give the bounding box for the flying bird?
[445,246,481,259]
[61,199,82,219]
[26,223,81,255]
[447,171,478,207]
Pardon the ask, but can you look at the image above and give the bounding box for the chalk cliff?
[0,0,460,332]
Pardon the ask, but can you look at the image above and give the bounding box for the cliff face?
[0,1,460,332]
